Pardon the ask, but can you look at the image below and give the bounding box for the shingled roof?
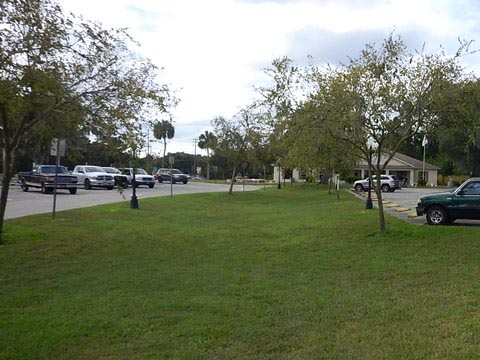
[392,152,440,170]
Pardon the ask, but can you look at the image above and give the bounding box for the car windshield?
[454,179,473,193]
[171,169,181,174]
[102,167,120,174]
[39,166,69,174]
[135,169,147,175]
[85,166,105,173]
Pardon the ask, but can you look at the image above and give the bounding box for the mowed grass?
[1,186,480,359]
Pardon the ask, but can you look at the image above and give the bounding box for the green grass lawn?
[1,186,480,359]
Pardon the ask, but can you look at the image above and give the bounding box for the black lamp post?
[277,159,281,189]
[366,169,373,209]
[130,171,139,209]
[365,138,377,210]
[130,154,139,209]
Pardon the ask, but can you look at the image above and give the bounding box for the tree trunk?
[228,166,236,194]
[335,177,340,200]
[0,150,14,244]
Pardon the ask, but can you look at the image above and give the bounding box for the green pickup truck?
[416,178,480,225]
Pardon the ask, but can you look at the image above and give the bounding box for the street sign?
[50,138,66,157]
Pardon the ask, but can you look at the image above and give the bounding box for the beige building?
[354,152,440,186]
[273,152,440,186]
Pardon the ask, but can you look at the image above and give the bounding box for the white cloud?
[58,0,480,154]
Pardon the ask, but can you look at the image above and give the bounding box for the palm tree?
[153,120,175,167]
[198,130,217,179]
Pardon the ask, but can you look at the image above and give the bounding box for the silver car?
[353,175,400,193]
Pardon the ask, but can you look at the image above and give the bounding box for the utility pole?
[193,138,198,175]
[147,129,150,156]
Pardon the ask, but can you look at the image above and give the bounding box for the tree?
[198,130,217,179]
[258,57,357,195]
[281,99,358,197]
[153,120,175,167]
[0,0,175,242]
[212,107,266,194]
[316,35,467,233]
[255,57,308,189]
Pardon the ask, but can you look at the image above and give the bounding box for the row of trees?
[207,34,476,233]
[0,0,177,242]
[1,0,477,238]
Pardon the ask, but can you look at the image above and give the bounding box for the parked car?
[155,168,188,184]
[72,165,115,190]
[353,175,400,193]
[102,167,129,188]
[119,168,155,188]
[18,165,78,194]
[416,178,480,225]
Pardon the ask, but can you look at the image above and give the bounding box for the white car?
[119,168,155,188]
[72,165,115,190]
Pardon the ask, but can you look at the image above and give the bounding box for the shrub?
[344,176,357,184]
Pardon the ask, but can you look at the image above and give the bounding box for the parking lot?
[4,182,265,219]
[352,186,480,226]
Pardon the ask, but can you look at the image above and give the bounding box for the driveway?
[4,182,265,219]
[351,187,480,226]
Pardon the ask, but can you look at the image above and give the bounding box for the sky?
[58,0,480,155]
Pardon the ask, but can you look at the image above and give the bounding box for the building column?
[410,170,415,186]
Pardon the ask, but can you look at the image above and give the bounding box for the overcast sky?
[59,0,480,155]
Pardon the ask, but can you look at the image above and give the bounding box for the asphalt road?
[4,181,265,219]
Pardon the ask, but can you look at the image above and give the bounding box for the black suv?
[156,168,188,184]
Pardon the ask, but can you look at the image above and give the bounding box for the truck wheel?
[183,180,188,184]
[354,184,363,192]
[84,179,91,190]
[69,188,77,195]
[148,184,154,188]
[21,179,29,192]
[381,184,390,192]
[107,186,114,190]
[426,206,448,225]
